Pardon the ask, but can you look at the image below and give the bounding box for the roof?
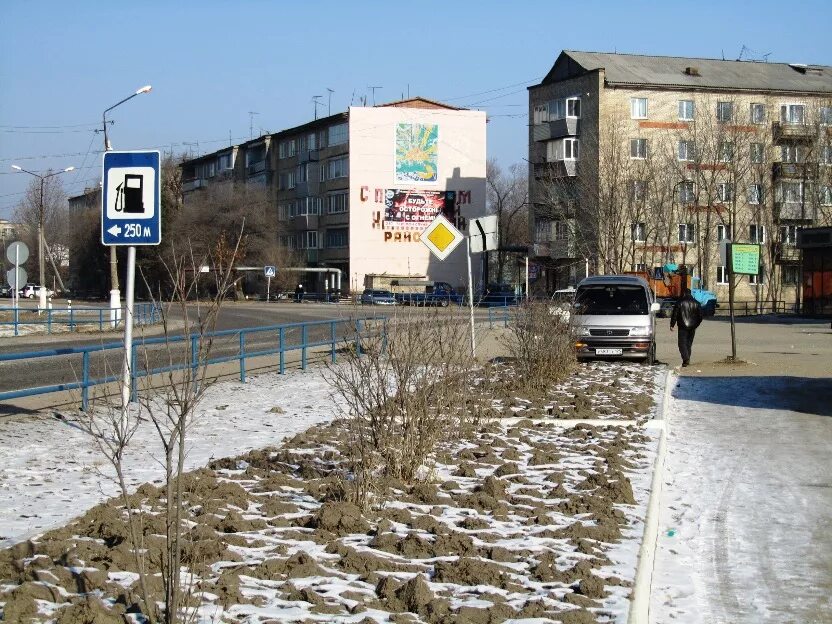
[540,50,832,94]
[578,275,650,287]
[375,96,464,111]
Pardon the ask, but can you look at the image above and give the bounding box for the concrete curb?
[628,368,674,624]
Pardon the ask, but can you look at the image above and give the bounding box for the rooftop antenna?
[350,89,356,106]
[326,88,334,116]
[368,85,382,106]
[312,95,323,120]
[248,111,259,139]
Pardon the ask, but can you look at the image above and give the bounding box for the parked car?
[549,287,576,320]
[19,284,55,299]
[570,275,660,364]
[0,284,12,298]
[360,289,397,305]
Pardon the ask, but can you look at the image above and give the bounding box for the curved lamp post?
[10,165,75,311]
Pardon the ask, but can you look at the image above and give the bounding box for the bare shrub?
[500,302,575,392]
[327,308,473,507]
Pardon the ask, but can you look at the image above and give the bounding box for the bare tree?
[486,159,528,282]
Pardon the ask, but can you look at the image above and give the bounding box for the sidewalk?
[649,372,832,623]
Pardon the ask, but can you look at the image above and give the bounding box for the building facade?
[181,98,486,294]
[529,50,832,305]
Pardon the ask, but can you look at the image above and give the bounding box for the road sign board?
[730,243,760,275]
[7,267,27,290]
[469,215,498,253]
[264,265,276,278]
[421,214,464,261]
[6,241,29,265]
[101,151,161,246]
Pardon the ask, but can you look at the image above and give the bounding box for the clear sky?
[2,0,830,219]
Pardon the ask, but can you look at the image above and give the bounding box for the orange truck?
[624,264,717,316]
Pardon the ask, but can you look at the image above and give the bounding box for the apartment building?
[529,50,832,304]
[181,98,486,294]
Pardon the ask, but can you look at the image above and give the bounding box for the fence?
[0,316,386,410]
[0,303,162,336]
[716,300,800,316]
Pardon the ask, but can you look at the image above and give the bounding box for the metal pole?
[466,237,476,358]
[38,177,46,313]
[266,276,271,302]
[121,245,136,408]
[525,256,529,301]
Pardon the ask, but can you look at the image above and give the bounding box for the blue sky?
[2,0,830,219]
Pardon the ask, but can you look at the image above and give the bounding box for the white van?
[570,275,660,363]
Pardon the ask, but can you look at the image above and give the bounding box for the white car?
[549,287,576,321]
[19,284,55,299]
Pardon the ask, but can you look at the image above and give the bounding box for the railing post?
[130,346,137,403]
[279,327,285,374]
[381,318,388,353]
[355,319,363,357]
[98,307,102,331]
[239,331,247,383]
[82,351,90,411]
[191,334,199,375]
[14,306,19,337]
[301,324,308,370]
[47,307,52,334]
[330,321,337,364]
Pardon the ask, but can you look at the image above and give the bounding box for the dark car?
[0,284,12,298]
[476,284,520,307]
[360,289,397,305]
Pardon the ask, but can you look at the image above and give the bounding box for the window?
[781,145,805,163]
[278,139,296,159]
[679,100,694,121]
[750,103,766,124]
[566,97,581,118]
[630,138,647,159]
[296,163,309,183]
[718,141,734,162]
[749,224,766,244]
[678,180,695,203]
[678,140,695,161]
[328,123,348,146]
[631,222,646,242]
[780,225,799,245]
[747,183,763,205]
[218,153,233,170]
[535,219,551,243]
[326,192,349,214]
[307,132,317,151]
[631,180,647,201]
[780,104,805,124]
[632,263,647,272]
[245,145,265,167]
[779,181,803,203]
[322,156,348,180]
[750,142,765,164]
[279,170,296,190]
[297,197,322,216]
[631,97,648,119]
[821,185,832,206]
[278,202,290,221]
[550,99,565,120]
[821,106,832,126]
[716,266,729,285]
[782,265,799,285]
[717,101,734,122]
[533,104,548,125]
[820,146,832,165]
[547,138,579,161]
[554,221,569,240]
[298,231,319,249]
[749,267,765,286]
[717,182,734,202]
[717,224,731,242]
[678,223,696,243]
[326,228,348,248]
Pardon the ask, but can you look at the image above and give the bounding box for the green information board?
[731,243,760,275]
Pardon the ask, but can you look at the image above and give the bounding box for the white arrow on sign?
[107,224,122,237]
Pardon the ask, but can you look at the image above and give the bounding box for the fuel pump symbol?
[114,174,144,214]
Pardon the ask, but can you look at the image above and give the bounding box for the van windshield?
[575,284,648,315]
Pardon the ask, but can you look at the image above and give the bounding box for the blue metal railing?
[0,302,162,336]
[0,316,386,410]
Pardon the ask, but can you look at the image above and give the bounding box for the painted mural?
[395,123,438,183]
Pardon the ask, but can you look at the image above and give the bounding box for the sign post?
[102,151,161,408]
[264,266,276,301]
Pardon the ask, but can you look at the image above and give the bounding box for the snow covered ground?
[650,372,832,623]
[0,368,342,548]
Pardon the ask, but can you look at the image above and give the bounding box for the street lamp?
[102,85,152,322]
[10,165,75,311]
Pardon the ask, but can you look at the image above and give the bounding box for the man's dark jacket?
[670,295,703,330]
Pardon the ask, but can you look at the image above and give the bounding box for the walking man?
[670,288,703,367]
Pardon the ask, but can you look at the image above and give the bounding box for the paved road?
[650,316,832,623]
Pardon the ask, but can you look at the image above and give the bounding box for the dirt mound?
[432,557,517,588]
[308,501,370,535]
[54,595,124,624]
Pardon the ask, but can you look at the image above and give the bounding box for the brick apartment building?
[180,98,486,294]
[529,50,832,304]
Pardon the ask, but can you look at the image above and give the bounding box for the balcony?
[533,118,580,142]
[550,238,575,259]
[181,178,207,192]
[298,148,319,163]
[775,201,815,222]
[291,214,319,230]
[772,122,815,143]
[533,160,577,180]
[246,160,266,176]
[775,243,801,263]
[772,162,816,179]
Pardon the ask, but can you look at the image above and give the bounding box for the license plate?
[596,348,623,356]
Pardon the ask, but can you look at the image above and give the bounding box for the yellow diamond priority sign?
[421,214,464,260]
